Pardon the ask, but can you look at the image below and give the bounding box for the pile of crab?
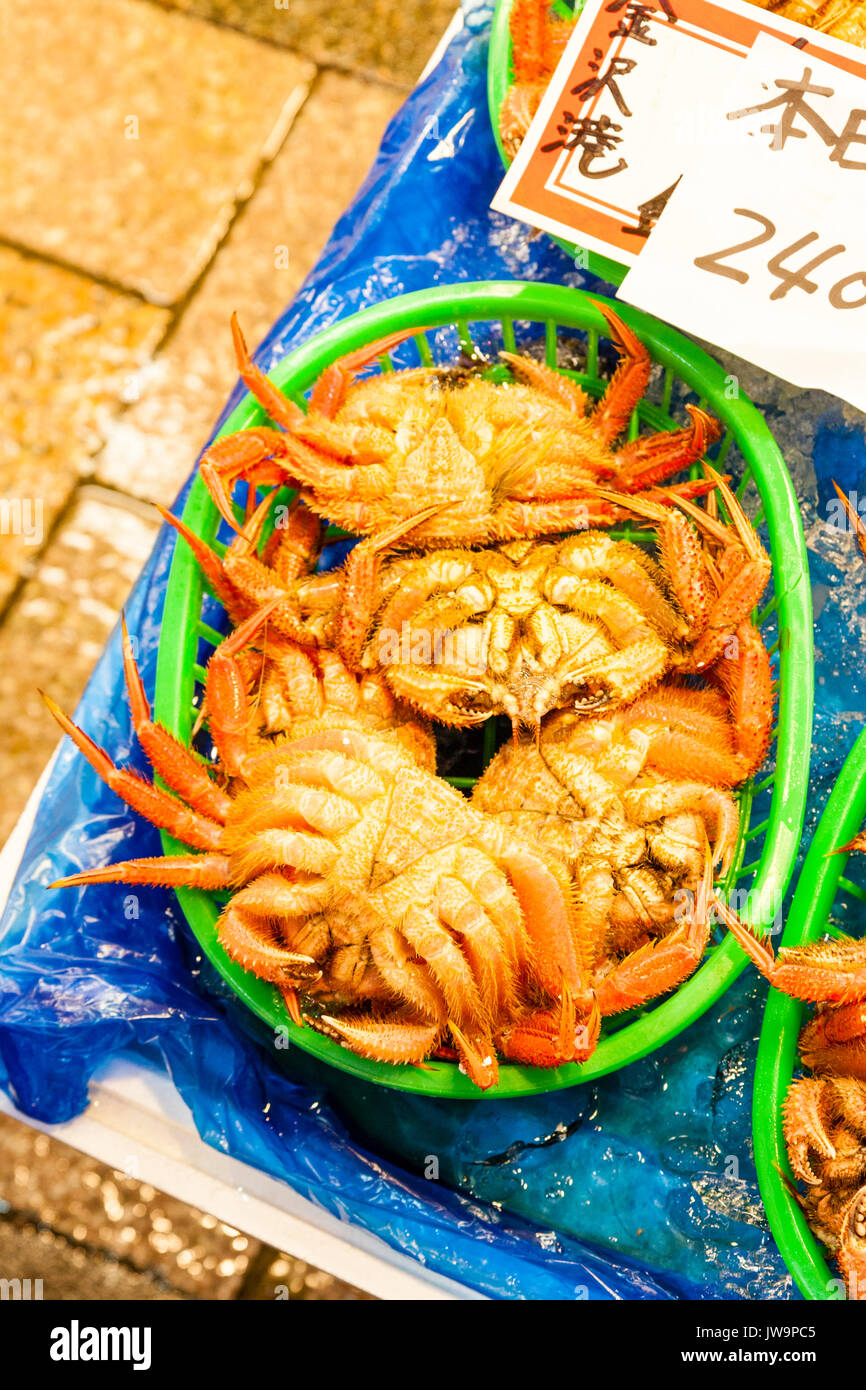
[47,303,777,1093]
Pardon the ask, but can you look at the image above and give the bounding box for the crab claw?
[782,1077,836,1186]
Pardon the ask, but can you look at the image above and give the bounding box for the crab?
[499,0,576,160]
[42,604,611,1090]
[351,470,773,732]
[471,625,771,1015]
[724,908,866,1296]
[199,300,722,552]
[785,1068,866,1298]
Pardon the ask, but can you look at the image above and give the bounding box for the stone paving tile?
[0,0,315,305]
[0,1114,255,1297]
[0,488,160,845]
[159,0,457,87]
[0,248,168,611]
[96,72,403,507]
[0,1218,187,1300]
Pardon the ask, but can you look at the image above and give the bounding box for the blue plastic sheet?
[2,0,866,1299]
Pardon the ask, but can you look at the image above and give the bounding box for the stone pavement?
[0,0,454,1300]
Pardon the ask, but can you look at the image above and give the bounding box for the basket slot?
[714,430,735,469]
[757,592,781,624]
[197,620,225,648]
[837,875,866,903]
[544,320,557,365]
[661,367,674,415]
[732,859,761,882]
[456,318,475,356]
[585,326,599,378]
[734,460,753,497]
[481,719,498,769]
[414,332,434,367]
[743,817,770,842]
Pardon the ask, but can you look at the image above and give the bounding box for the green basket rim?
[153,279,813,1099]
[753,725,866,1301]
[487,0,627,287]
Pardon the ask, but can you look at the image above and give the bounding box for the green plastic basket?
[153,280,812,1098]
[487,0,628,286]
[754,726,866,1300]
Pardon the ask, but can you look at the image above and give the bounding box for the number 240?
[694,209,866,308]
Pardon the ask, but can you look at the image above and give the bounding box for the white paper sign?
[619,33,866,411]
[492,0,866,269]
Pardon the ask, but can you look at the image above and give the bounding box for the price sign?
[619,33,866,411]
[491,0,866,268]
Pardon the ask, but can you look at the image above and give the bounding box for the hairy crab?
[472,626,772,1018]
[733,921,866,1298]
[352,472,773,732]
[199,301,720,550]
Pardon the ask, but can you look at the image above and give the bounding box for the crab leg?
[499,998,601,1068]
[589,303,654,446]
[832,479,866,565]
[616,406,723,491]
[435,875,518,1019]
[337,504,445,669]
[491,479,718,542]
[230,315,304,432]
[499,352,592,417]
[720,917,866,1004]
[260,497,323,583]
[217,900,320,985]
[51,853,233,891]
[492,835,593,1011]
[308,329,424,417]
[201,601,284,778]
[594,855,713,1014]
[668,466,772,665]
[800,1004,866,1080]
[200,428,293,532]
[120,616,232,823]
[233,313,421,424]
[706,621,774,777]
[317,1011,444,1067]
[41,691,224,852]
[158,505,251,624]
